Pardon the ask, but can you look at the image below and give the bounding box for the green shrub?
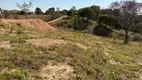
[10,35,26,43]
[93,24,112,37]
[0,69,28,80]
[14,14,19,19]
[15,25,23,34]
[98,14,116,28]
[3,10,11,19]
[0,21,7,28]
[131,33,142,42]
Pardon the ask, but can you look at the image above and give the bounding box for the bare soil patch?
[0,19,56,31]
[0,28,9,35]
[0,41,10,49]
[27,38,66,47]
[39,61,75,80]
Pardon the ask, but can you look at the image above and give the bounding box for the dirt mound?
[0,19,56,31]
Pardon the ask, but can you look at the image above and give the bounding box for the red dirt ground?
[0,19,56,31]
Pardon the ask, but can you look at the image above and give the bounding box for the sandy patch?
[39,61,75,80]
[27,38,66,47]
[0,41,10,49]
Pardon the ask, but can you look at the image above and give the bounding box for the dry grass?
[9,15,50,21]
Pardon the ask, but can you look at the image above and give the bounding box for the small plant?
[14,14,19,19]
[10,25,15,33]
[0,21,7,28]
[109,72,117,80]
[15,25,23,34]
[10,24,23,34]
[10,35,26,43]
[0,69,28,80]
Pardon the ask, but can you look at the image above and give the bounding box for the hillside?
[0,19,142,80]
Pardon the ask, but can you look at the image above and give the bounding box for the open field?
[0,0,142,80]
[0,20,142,80]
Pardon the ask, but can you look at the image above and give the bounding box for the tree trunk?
[124,30,129,44]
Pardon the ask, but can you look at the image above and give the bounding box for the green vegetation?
[0,23,142,79]
[34,7,43,15]
[0,0,142,80]
[52,16,91,30]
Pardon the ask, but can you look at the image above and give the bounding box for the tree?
[45,7,55,14]
[35,7,43,15]
[66,6,77,16]
[78,7,96,21]
[99,14,116,28]
[16,1,32,18]
[101,9,113,15]
[61,9,67,15]
[90,5,101,19]
[110,0,142,44]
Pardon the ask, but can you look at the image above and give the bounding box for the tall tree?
[110,0,142,44]
[35,7,43,15]
[16,1,32,18]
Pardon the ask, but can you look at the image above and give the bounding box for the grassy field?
[0,21,142,80]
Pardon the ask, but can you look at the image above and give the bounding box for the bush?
[68,16,89,30]
[10,24,23,34]
[98,14,116,28]
[13,14,19,19]
[3,10,11,19]
[0,69,28,80]
[54,16,89,30]
[0,21,7,28]
[93,24,112,37]
[131,34,142,42]
[10,35,26,43]
[47,12,62,21]
[15,26,23,34]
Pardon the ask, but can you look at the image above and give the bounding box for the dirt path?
[47,15,67,24]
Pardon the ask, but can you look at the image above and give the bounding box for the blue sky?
[0,0,141,12]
